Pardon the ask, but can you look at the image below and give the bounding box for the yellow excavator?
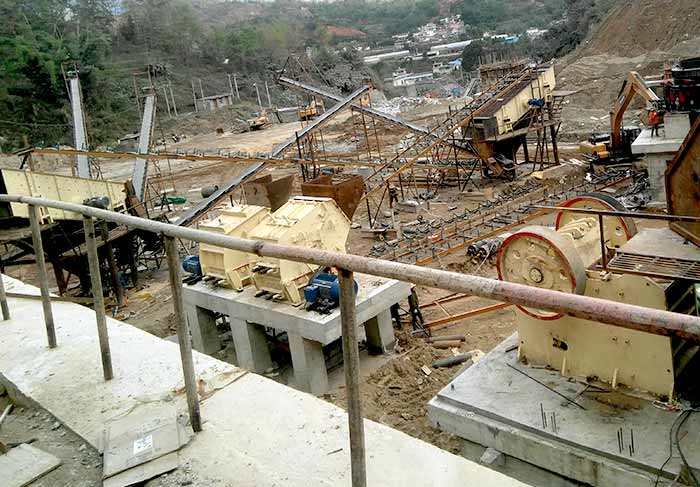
[298,99,325,121]
[581,71,662,162]
[247,109,272,131]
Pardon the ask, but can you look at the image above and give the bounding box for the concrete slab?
[0,276,239,451]
[183,273,410,347]
[1,443,61,487]
[631,127,685,155]
[0,275,529,487]
[428,334,700,486]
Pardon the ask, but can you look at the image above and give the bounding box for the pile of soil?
[331,328,470,453]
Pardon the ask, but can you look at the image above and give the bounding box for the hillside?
[556,0,700,137]
[576,0,700,58]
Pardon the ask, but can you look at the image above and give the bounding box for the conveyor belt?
[278,76,430,135]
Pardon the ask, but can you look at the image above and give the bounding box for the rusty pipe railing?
[4,193,700,487]
[3,194,700,341]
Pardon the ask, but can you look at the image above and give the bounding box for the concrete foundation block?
[288,333,329,395]
[364,310,395,354]
[228,316,272,373]
[185,304,221,354]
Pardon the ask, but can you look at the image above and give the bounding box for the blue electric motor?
[304,269,357,314]
[182,255,202,276]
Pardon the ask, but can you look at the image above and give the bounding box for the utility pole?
[133,76,142,114]
[161,86,172,117]
[233,74,240,100]
[169,82,178,117]
[254,83,262,109]
[191,80,198,113]
[227,74,235,100]
[198,79,205,111]
[265,81,272,108]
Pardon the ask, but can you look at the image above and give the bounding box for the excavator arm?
[610,71,661,148]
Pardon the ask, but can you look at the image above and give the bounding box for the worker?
[649,108,662,137]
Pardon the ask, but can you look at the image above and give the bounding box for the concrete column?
[288,333,328,395]
[228,316,272,373]
[185,303,220,354]
[364,310,395,354]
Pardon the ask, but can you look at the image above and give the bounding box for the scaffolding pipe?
[4,194,700,342]
[164,236,202,432]
[0,273,9,320]
[83,216,114,381]
[28,204,57,348]
[339,268,366,487]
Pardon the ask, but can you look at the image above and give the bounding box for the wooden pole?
[164,236,202,432]
[162,86,172,117]
[83,216,114,380]
[0,273,9,320]
[28,205,57,348]
[265,81,272,108]
[227,74,235,99]
[169,82,178,117]
[254,83,262,109]
[339,268,366,487]
[233,74,240,100]
[191,80,198,113]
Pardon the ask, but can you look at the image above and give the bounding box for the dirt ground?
[0,395,103,486]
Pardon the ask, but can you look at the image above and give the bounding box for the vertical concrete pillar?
[288,333,328,395]
[185,304,221,354]
[228,315,272,373]
[364,310,395,354]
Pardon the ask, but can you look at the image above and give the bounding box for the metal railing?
[2,194,700,487]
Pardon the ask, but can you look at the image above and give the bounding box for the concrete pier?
[428,334,700,487]
[182,274,408,395]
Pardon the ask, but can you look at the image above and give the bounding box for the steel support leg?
[28,205,57,348]
[84,216,114,380]
[164,236,202,432]
[339,268,366,487]
[0,272,9,320]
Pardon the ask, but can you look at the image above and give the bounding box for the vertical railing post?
[28,204,57,348]
[164,235,202,432]
[339,268,367,487]
[83,216,114,381]
[0,272,9,320]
